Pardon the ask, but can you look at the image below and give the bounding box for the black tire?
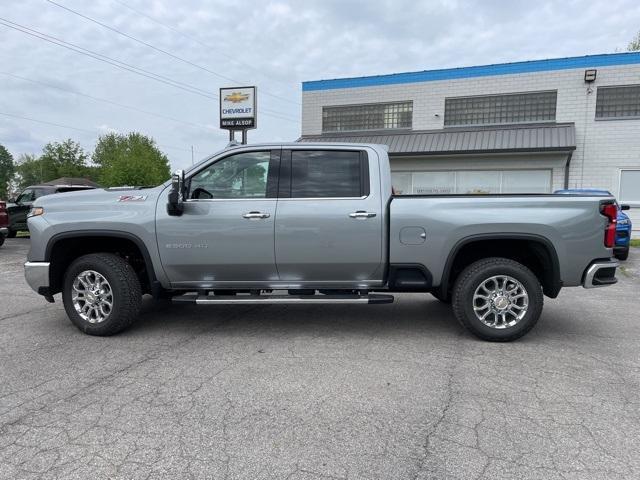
[62,253,142,336]
[0,235,4,247]
[430,291,451,304]
[7,229,16,238]
[615,248,629,261]
[452,257,543,342]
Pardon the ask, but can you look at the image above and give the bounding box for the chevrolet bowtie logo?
[224,92,250,103]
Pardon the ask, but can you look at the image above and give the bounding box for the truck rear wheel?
[62,253,142,336]
[452,257,543,342]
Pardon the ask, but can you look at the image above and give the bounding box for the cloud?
[96,124,119,135]
[0,0,639,170]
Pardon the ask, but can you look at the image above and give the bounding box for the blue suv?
[554,189,632,261]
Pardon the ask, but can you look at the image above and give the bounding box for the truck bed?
[389,194,612,288]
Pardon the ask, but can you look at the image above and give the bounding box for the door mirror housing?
[167,169,185,216]
[620,204,630,211]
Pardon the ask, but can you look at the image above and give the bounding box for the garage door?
[391,169,552,195]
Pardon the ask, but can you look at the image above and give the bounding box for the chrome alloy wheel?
[472,275,528,329]
[72,270,114,323]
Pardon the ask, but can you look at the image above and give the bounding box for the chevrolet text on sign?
[220,86,256,129]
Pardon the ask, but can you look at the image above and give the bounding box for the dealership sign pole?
[220,86,257,144]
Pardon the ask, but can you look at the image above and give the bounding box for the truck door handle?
[349,211,376,219]
[242,211,270,219]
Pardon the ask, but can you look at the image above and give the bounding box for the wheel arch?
[438,233,562,300]
[45,230,159,296]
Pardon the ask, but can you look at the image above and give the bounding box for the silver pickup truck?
[25,143,619,341]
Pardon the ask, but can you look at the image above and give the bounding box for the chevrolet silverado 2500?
[24,143,619,341]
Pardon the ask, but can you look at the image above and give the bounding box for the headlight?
[27,207,45,218]
[617,219,629,225]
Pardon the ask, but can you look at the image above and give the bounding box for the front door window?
[189,151,271,199]
[16,189,36,204]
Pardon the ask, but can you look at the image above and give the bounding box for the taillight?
[600,203,617,248]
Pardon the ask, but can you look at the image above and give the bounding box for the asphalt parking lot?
[1,238,639,480]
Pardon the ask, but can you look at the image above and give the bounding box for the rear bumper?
[582,260,619,289]
[24,261,50,294]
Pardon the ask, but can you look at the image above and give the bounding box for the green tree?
[15,154,43,190]
[0,144,15,199]
[629,31,640,51]
[14,140,95,189]
[39,139,92,179]
[93,132,170,187]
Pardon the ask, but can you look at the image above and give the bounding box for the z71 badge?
[118,195,147,202]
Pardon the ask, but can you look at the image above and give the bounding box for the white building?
[300,52,640,235]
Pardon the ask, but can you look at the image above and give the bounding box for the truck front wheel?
[62,253,142,336]
[452,257,543,342]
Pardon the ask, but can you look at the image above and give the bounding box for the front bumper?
[0,227,7,237]
[582,260,619,289]
[24,261,50,294]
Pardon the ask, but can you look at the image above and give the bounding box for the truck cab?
[157,144,387,290]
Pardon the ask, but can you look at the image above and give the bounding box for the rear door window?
[33,188,51,199]
[289,150,366,198]
[56,187,91,193]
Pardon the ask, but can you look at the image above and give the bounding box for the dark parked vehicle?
[0,201,8,247]
[6,179,97,237]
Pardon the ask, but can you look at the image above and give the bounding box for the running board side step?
[172,293,394,305]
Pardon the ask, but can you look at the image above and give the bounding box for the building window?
[411,172,456,194]
[391,169,552,195]
[322,101,412,132]
[596,85,640,119]
[444,91,557,126]
[619,170,640,204]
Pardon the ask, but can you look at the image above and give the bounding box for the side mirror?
[167,169,185,216]
[620,204,630,211]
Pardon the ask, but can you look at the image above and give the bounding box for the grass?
[631,239,640,248]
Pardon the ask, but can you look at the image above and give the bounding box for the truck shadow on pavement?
[128,294,466,340]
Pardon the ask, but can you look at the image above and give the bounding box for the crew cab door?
[155,149,280,287]
[10,188,40,231]
[274,148,384,287]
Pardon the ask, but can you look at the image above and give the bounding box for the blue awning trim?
[302,53,640,92]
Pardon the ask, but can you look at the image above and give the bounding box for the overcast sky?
[1,0,639,170]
